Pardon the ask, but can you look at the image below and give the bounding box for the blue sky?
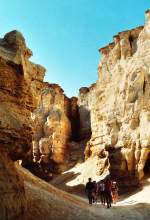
[0,0,150,97]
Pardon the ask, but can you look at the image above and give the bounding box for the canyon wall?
[21,81,81,180]
[78,10,150,186]
[0,30,45,219]
[0,30,81,219]
[31,83,72,175]
[0,11,150,220]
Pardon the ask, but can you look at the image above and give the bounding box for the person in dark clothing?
[85,178,95,205]
[104,179,112,208]
[92,181,98,203]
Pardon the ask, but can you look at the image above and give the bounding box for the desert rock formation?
[32,83,72,173]
[0,8,150,220]
[21,81,82,180]
[0,30,45,219]
[78,10,150,187]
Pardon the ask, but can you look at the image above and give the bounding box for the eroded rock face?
[0,150,26,220]
[1,10,150,219]
[30,83,73,175]
[22,83,82,180]
[78,11,150,186]
[0,30,45,219]
[78,87,92,140]
[0,30,45,157]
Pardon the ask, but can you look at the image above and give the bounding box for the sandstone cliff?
[31,83,72,174]
[21,79,82,181]
[0,8,150,220]
[78,10,150,187]
[0,30,45,219]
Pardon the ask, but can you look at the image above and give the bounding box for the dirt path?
[76,195,150,220]
[71,176,150,220]
[18,166,150,220]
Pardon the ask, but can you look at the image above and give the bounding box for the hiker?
[92,181,98,203]
[85,178,95,205]
[104,179,112,208]
[98,180,105,205]
[111,181,119,204]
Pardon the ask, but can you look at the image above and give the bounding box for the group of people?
[85,178,118,208]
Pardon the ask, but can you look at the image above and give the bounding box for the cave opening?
[143,152,150,176]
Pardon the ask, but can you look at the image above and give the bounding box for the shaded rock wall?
[25,83,81,178]
[69,97,80,141]
[78,87,92,140]
[0,30,45,219]
[78,11,150,186]
[0,150,26,220]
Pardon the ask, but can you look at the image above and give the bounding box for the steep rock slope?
[1,8,150,220]
[31,83,72,175]
[78,10,150,187]
[27,84,81,178]
[0,30,45,220]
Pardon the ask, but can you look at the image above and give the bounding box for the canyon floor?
[17,164,150,220]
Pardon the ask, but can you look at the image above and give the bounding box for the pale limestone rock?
[119,31,131,59]
[32,84,72,172]
[78,10,150,186]
[138,148,150,179]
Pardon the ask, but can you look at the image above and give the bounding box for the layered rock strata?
[0,11,150,220]
[0,30,45,219]
[78,10,150,186]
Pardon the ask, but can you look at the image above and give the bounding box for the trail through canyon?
[18,165,150,220]
[1,9,150,220]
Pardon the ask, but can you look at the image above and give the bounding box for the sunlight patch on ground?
[117,177,150,206]
[63,158,108,187]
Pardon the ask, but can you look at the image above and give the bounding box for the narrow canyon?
[0,9,150,220]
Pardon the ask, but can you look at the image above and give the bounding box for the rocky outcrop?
[78,87,92,140]
[0,151,26,220]
[0,30,45,158]
[31,83,72,174]
[1,10,150,220]
[78,10,150,187]
[21,83,81,180]
[0,30,45,219]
